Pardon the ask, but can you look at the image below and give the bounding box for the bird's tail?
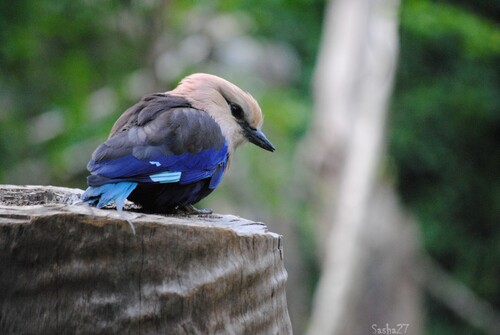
[81,182,138,211]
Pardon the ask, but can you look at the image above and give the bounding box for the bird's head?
[169,73,275,154]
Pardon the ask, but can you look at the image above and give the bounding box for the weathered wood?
[0,185,292,335]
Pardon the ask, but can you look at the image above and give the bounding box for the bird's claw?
[176,204,213,215]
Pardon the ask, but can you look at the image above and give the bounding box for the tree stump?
[0,185,292,335]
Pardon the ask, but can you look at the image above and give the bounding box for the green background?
[0,1,498,334]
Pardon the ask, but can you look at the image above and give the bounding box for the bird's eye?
[229,103,244,120]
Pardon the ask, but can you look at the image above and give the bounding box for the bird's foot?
[176,204,213,215]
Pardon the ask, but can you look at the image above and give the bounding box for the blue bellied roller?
[81,73,275,215]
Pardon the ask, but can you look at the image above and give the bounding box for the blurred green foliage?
[0,0,498,334]
[390,1,499,334]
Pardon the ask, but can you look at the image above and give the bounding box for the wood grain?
[0,185,292,334]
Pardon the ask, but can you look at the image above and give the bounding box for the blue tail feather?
[81,182,138,210]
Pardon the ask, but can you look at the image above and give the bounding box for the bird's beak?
[245,127,275,152]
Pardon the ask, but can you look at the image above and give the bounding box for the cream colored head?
[168,73,274,154]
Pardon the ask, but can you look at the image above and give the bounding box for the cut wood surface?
[0,185,292,335]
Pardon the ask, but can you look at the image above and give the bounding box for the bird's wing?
[87,93,228,189]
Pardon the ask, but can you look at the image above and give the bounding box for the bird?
[81,73,275,219]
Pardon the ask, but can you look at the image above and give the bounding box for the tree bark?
[0,185,292,335]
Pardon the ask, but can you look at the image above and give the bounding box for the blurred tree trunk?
[299,0,423,334]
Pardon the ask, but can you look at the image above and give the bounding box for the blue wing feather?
[88,142,228,186]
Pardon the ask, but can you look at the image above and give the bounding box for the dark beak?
[245,127,275,152]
